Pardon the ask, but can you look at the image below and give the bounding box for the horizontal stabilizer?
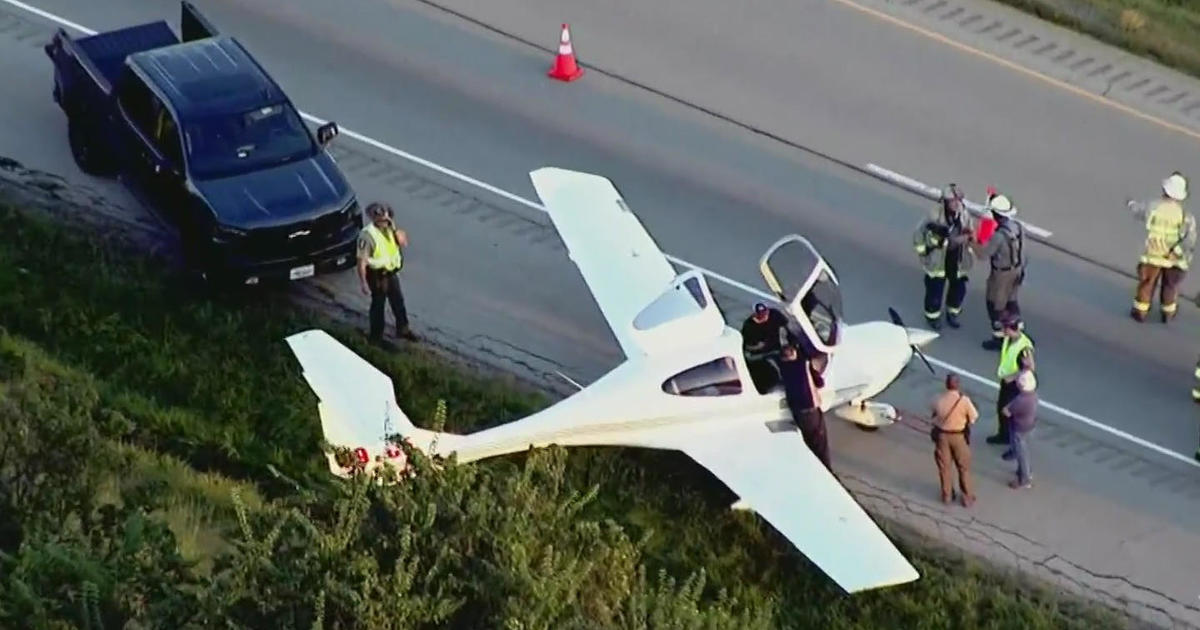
[285,329,454,476]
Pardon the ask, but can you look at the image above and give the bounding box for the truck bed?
[72,21,178,88]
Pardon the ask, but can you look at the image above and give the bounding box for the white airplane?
[285,166,940,594]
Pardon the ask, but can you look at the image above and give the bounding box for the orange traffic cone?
[548,23,584,82]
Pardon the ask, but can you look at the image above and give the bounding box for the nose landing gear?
[834,400,897,432]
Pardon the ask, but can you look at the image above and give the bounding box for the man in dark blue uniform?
[778,344,831,471]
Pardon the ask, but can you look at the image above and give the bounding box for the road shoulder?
[834,0,1200,138]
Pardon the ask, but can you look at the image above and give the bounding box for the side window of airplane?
[662,357,743,397]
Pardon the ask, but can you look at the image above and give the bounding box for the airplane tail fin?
[285,329,461,478]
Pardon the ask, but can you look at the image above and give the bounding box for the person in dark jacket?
[778,344,831,471]
[741,302,795,393]
[1000,370,1038,489]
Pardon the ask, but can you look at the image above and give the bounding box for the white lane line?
[866,163,1055,238]
[7,0,1196,469]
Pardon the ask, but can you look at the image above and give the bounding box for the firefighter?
[972,191,1027,351]
[914,184,976,330]
[1127,172,1195,323]
[357,202,419,347]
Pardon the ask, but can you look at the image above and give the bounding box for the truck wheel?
[67,116,115,177]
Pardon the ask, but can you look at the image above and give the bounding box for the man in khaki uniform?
[1128,172,1195,323]
[357,202,418,348]
[930,373,979,507]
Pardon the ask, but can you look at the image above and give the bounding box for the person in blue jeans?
[1000,370,1038,488]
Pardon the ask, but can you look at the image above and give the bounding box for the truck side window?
[153,108,184,168]
[115,68,157,139]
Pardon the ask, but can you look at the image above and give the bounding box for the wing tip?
[284,328,329,347]
[843,565,921,594]
[529,167,616,201]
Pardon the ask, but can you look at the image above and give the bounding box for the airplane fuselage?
[435,319,917,465]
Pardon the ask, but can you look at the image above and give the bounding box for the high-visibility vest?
[364,224,403,271]
[1142,200,1187,268]
[998,333,1033,380]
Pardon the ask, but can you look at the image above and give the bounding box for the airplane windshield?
[662,357,743,397]
[801,269,842,347]
[758,235,843,352]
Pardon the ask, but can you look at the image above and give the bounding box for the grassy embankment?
[994,0,1200,80]
[0,201,1127,628]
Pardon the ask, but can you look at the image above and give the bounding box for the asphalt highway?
[1,0,1200,621]
[16,0,1195,455]
[419,0,1200,297]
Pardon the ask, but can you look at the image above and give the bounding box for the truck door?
[112,67,186,223]
[757,235,844,355]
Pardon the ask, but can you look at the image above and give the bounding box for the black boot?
[946,313,961,328]
[981,337,1003,351]
[926,317,942,330]
[986,433,1008,445]
[369,335,397,350]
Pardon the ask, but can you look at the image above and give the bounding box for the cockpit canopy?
[758,235,844,354]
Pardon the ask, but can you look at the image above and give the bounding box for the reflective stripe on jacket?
[364,224,403,271]
[1141,199,1190,269]
[913,205,975,277]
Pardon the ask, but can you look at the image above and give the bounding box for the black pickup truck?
[44,2,361,286]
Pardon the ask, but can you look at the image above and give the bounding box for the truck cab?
[45,2,360,286]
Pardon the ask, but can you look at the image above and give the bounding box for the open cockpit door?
[758,235,844,354]
[181,1,219,42]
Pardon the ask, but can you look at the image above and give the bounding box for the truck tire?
[67,116,116,177]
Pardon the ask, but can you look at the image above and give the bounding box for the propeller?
[888,307,936,375]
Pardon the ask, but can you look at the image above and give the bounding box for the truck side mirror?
[317,122,339,147]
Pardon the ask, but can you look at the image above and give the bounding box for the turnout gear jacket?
[1129,198,1196,269]
[913,204,976,277]
[975,217,1026,272]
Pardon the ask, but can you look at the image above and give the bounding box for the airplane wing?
[530,167,682,359]
[677,420,920,593]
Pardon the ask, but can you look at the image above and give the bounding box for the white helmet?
[988,193,1016,218]
[1162,173,1188,201]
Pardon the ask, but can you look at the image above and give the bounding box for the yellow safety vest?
[364,224,403,271]
[1142,200,1186,268]
[997,333,1033,380]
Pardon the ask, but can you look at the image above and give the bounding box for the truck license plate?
[289,264,315,280]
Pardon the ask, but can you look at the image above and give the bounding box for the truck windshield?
[183,103,315,179]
